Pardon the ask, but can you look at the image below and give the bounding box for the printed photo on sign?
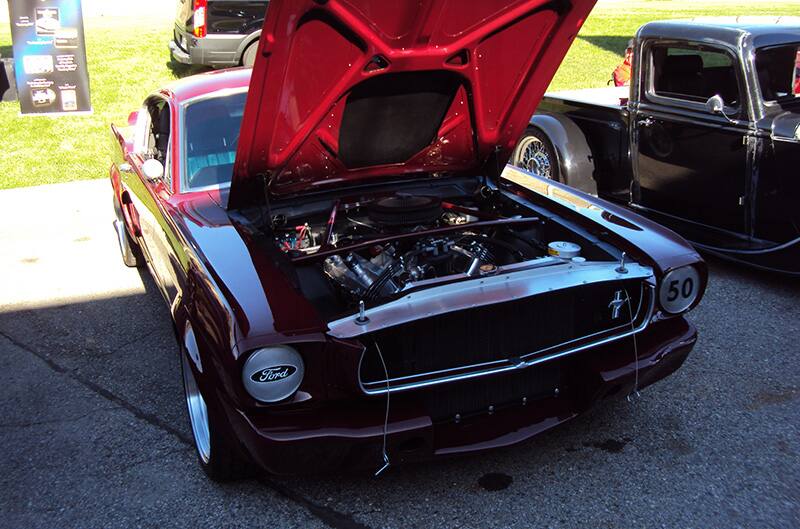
[35,7,61,36]
[31,88,56,107]
[55,28,79,49]
[22,55,54,75]
[61,89,77,111]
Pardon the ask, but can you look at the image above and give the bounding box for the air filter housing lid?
[367,194,443,227]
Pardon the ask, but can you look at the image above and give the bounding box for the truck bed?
[543,86,629,109]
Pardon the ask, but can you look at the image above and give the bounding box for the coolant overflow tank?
[548,241,581,259]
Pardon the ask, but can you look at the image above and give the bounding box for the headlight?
[242,345,305,403]
[659,266,701,314]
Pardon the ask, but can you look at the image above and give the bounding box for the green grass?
[1,2,798,189]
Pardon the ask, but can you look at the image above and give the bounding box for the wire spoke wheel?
[516,135,553,179]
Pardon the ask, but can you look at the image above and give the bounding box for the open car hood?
[229,0,596,209]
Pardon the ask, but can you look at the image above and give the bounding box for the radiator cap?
[548,241,581,259]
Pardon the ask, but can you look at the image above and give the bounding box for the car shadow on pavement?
[0,262,188,444]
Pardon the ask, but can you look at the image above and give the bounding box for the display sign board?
[8,0,91,114]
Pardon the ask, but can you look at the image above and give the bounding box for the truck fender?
[529,113,597,195]
[236,31,262,64]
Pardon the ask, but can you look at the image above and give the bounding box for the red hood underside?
[229,0,596,209]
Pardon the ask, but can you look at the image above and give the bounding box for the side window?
[755,44,800,102]
[650,44,740,108]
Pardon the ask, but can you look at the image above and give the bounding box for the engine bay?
[275,194,544,303]
[255,178,616,314]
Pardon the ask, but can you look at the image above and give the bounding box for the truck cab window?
[651,45,740,107]
[755,44,800,102]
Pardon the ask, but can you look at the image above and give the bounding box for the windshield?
[755,44,800,103]
[183,91,247,191]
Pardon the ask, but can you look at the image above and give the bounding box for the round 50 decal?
[659,267,701,314]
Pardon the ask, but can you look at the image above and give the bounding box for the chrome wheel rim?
[517,136,553,179]
[182,353,211,463]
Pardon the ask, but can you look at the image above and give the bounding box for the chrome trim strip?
[357,282,656,395]
[327,260,654,339]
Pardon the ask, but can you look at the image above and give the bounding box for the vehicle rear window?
[184,91,247,190]
[755,44,800,103]
[651,44,740,107]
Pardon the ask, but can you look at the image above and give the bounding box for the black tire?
[112,194,143,268]
[241,40,259,68]
[511,127,561,182]
[180,350,254,481]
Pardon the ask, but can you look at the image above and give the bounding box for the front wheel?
[511,127,560,182]
[181,350,253,481]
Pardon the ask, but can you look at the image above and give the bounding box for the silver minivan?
[169,0,269,68]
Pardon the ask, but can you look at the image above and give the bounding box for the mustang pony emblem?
[609,290,626,320]
[251,365,297,383]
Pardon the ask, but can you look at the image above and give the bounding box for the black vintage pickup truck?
[513,17,800,274]
[170,0,269,68]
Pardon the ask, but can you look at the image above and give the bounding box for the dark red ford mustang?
[109,0,706,480]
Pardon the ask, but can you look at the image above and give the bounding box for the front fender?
[501,164,704,277]
[235,30,261,62]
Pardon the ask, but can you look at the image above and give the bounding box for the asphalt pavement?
[0,180,798,529]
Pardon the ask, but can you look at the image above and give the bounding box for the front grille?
[423,363,562,422]
[359,278,648,391]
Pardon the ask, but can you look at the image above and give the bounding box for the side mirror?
[705,94,737,124]
[142,158,165,181]
[127,110,139,127]
[705,94,725,114]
